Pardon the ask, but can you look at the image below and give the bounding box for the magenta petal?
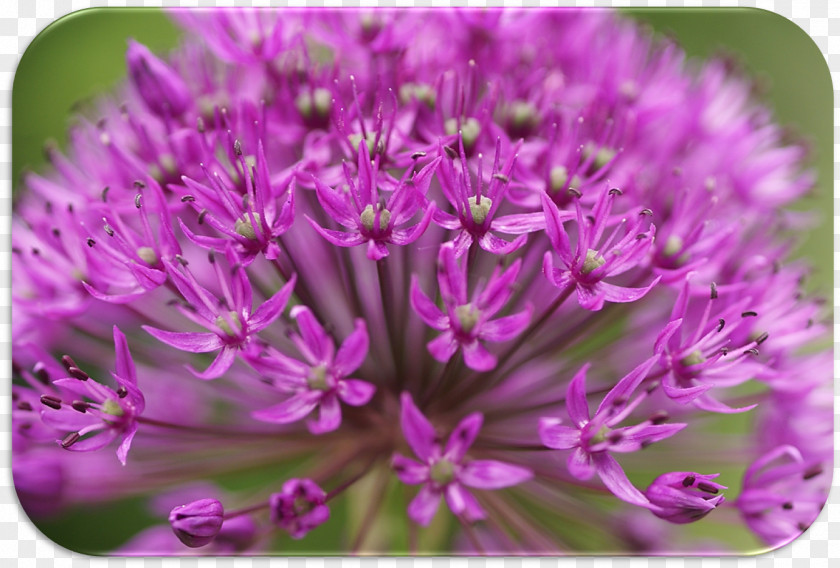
[608,423,687,453]
[306,217,365,247]
[538,419,580,450]
[410,278,448,330]
[446,484,486,522]
[598,277,661,304]
[63,428,117,453]
[444,412,483,462]
[478,232,527,255]
[290,306,333,363]
[399,392,437,461]
[333,319,369,375]
[576,284,607,311]
[480,308,532,343]
[596,355,658,415]
[437,242,467,305]
[252,390,322,424]
[392,454,428,485]
[461,340,496,372]
[312,176,357,227]
[407,485,442,527]
[142,327,224,353]
[565,364,592,428]
[567,446,595,480]
[337,379,375,406]
[112,326,137,386]
[308,394,341,434]
[366,239,390,260]
[490,212,546,234]
[541,192,572,259]
[249,275,296,332]
[188,345,238,380]
[116,422,138,466]
[460,460,533,489]
[427,331,458,363]
[591,452,652,508]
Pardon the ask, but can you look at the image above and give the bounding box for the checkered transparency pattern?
[0,0,836,565]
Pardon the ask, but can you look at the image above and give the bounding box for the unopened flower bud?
[269,479,330,539]
[168,498,224,548]
[126,40,192,117]
[645,472,726,524]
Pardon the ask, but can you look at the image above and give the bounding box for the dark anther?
[196,117,205,133]
[87,238,96,247]
[134,194,143,208]
[635,233,648,240]
[443,145,458,159]
[754,332,769,345]
[640,208,653,216]
[133,180,146,189]
[31,248,41,256]
[259,377,274,386]
[746,348,759,356]
[645,381,660,394]
[682,475,696,487]
[230,263,242,276]
[720,347,730,356]
[198,209,209,224]
[61,355,78,371]
[67,367,90,381]
[234,139,243,156]
[181,195,196,202]
[493,173,510,183]
[71,400,90,413]
[52,228,61,237]
[116,386,128,399]
[175,254,189,266]
[392,463,404,473]
[40,395,63,410]
[20,423,32,431]
[803,465,823,480]
[101,187,110,202]
[649,410,669,425]
[609,188,623,196]
[710,282,718,299]
[61,432,81,449]
[717,318,725,332]
[567,187,582,198]
[104,224,115,237]
[34,366,50,384]
[741,311,757,318]
[797,523,809,532]
[207,251,216,264]
[607,431,624,444]
[640,440,653,450]
[16,401,33,412]
[585,215,596,225]
[782,502,793,510]
[697,482,719,494]
[806,319,813,329]
[611,396,628,407]
[410,151,427,160]
[67,203,74,213]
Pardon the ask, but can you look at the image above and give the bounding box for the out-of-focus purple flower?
[40,326,145,465]
[541,188,660,311]
[247,306,374,434]
[308,142,441,260]
[126,40,192,118]
[392,392,532,526]
[645,472,726,524]
[168,498,225,548]
[142,250,296,379]
[269,479,330,539]
[411,242,531,371]
[737,445,828,548]
[539,356,685,507]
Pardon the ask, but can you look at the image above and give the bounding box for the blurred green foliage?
[13,7,833,555]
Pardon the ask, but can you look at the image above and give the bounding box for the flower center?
[589,425,611,446]
[101,399,124,417]
[444,117,481,150]
[465,196,492,225]
[215,311,242,337]
[581,249,606,274]
[455,303,481,334]
[307,364,330,391]
[681,350,706,367]
[663,235,684,257]
[295,88,332,122]
[136,246,158,265]
[430,459,455,485]
[235,213,262,240]
[359,204,391,232]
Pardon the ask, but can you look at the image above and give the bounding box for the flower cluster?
[11,8,830,555]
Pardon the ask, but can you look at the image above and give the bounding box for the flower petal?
[252,391,322,424]
[567,446,595,480]
[410,277,449,330]
[249,275,297,333]
[116,422,138,466]
[187,345,238,380]
[400,392,438,461]
[460,460,533,489]
[427,331,458,364]
[566,364,592,428]
[461,340,497,372]
[142,327,224,353]
[591,452,652,508]
[538,418,580,450]
[408,485,442,527]
[391,454,428,485]
[112,326,137,386]
[336,379,375,406]
[444,412,482,462]
[333,319,369,375]
[479,308,532,343]
[308,394,342,434]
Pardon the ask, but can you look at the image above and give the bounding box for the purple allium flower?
[411,241,531,371]
[168,498,225,548]
[538,356,686,508]
[40,326,145,465]
[10,8,832,556]
[269,479,330,539]
[645,472,727,524]
[247,306,375,433]
[392,393,533,526]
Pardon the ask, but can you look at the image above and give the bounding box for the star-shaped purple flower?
[538,356,686,507]
[392,392,533,526]
[246,306,375,434]
[410,242,532,371]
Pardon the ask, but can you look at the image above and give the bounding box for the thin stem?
[350,467,390,553]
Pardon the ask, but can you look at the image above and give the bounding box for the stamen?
[649,410,669,425]
[682,475,696,487]
[116,386,128,399]
[67,366,90,381]
[754,332,769,345]
[710,282,718,300]
[61,355,78,371]
[16,401,33,411]
[741,311,757,318]
[782,502,793,510]
[87,238,96,247]
[40,395,63,410]
[411,151,427,160]
[717,318,725,332]
[61,432,81,449]
[181,195,196,202]
[697,482,719,494]
[71,401,90,413]
[802,465,823,480]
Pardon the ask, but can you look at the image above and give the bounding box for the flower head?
[269,479,330,539]
[168,499,225,548]
[645,472,727,524]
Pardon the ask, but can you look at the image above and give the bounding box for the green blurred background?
[11,8,833,554]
